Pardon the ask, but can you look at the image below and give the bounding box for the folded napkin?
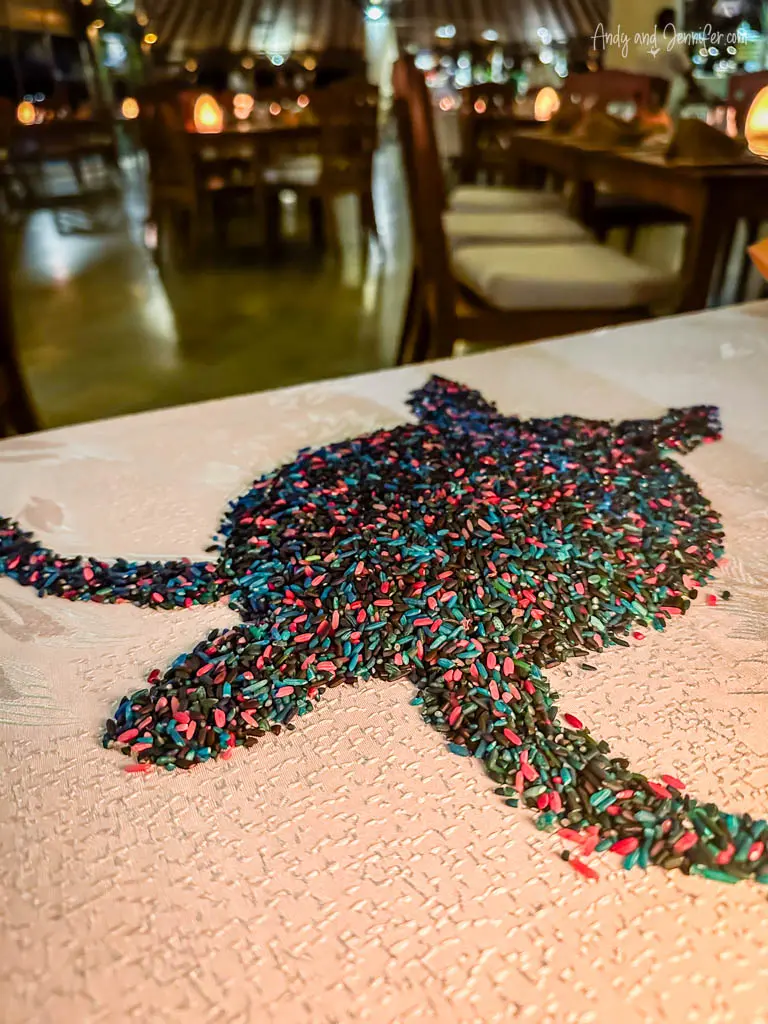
[665,118,745,162]
[547,100,583,135]
[573,110,649,148]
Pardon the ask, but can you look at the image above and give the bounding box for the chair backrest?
[312,75,378,126]
[393,57,455,344]
[461,82,518,118]
[396,59,447,210]
[312,77,378,190]
[458,82,530,182]
[314,51,367,88]
[139,95,197,194]
[318,121,375,190]
[566,70,668,110]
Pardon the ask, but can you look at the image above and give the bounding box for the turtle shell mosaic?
[2,376,762,885]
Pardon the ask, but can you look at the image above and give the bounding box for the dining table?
[8,118,122,211]
[3,301,768,1023]
[509,130,768,313]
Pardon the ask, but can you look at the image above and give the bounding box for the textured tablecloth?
[2,303,768,1024]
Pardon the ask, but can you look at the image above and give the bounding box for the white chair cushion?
[452,242,673,311]
[443,209,590,249]
[449,185,565,214]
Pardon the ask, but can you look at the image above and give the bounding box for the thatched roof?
[141,0,606,58]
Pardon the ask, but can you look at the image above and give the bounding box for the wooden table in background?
[509,132,768,312]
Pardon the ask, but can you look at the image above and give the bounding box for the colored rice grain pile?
[0,377,763,885]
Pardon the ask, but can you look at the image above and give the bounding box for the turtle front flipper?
[617,405,722,454]
[0,517,229,609]
[105,620,319,768]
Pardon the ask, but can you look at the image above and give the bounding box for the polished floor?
[11,17,406,431]
[11,146,411,430]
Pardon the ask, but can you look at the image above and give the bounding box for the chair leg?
[623,223,639,254]
[410,303,432,364]
[6,365,39,434]
[360,188,378,242]
[736,219,761,301]
[309,195,326,250]
[264,191,282,258]
[395,272,432,365]
[0,249,38,434]
[713,221,737,305]
[210,198,228,255]
[396,266,420,365]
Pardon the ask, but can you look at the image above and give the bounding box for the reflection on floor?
[12,147,411,429]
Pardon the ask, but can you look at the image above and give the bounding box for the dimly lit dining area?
[1,0,767,429]
[2,3,768,1023]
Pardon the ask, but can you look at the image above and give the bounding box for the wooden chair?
[393,57,672,365]
[0,99,20,219]
[554,75,689,251]
[139,90,259,265]
[415,90,568,217]
[0,222,39,436]
[313,76,379,242]
[566,70,669,112]
[259,77,379,253]
[8,112,121,220]
[138,95,207,267]
[458,82,530,185]
[314,51,367,89]
[256,126,324,252]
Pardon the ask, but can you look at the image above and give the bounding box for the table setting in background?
[2,301,768,1023]
[136,74,378,263]
[507,118,768,312]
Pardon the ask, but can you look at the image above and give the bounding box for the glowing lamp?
[297,94,310,109]
[193,93,224,134]
[474,98,487,115]
[745,86,768,157]
[233,93,254,120]
[121,97,139,120]
[534,86,561,122]
[16,101,36,126]
[269,101,281,117]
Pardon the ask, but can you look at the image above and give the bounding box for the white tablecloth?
[2,303,768,1024]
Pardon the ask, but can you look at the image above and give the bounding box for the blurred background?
[2,0,768,431]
